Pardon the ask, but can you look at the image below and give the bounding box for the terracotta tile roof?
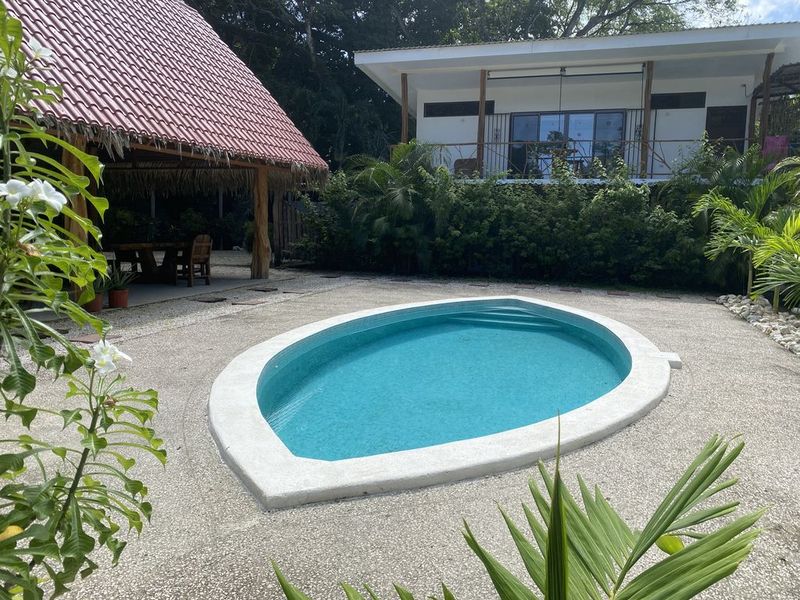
[8,0,328,171]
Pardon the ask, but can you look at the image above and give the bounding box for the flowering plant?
[0,3,163,598]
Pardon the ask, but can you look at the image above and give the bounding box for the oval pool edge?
[208,295,681,509]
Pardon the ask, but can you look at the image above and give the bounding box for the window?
[651,92,706,110]
[507,111,625,177]
[423,101,495,118]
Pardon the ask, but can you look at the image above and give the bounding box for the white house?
[355,23,800,180]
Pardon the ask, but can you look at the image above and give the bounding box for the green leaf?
[544,444,568,600]
[393,585,416,600]
[341,583,367,600]
[59,409,84,428]
[656,535,685,555]
[463,520,539,600]
[440,583,457,600]
[0,453,25,476]
[113,454,136,472]
[80,432,108,455]
[4,399,38,427]
[273,562,315,600]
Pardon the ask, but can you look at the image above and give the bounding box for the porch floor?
[112,251,295,308]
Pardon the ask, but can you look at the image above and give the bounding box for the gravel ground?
[22,267,800,599]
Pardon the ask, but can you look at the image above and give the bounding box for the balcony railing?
[421,109,754,180]
[426,137,748,180]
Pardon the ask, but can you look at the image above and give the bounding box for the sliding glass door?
[507,111,625,177]
[508,114,539,176]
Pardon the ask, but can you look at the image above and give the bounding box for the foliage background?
[293,162,737,291]
[185,0,741,167]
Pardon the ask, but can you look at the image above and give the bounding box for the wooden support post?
[639,61,654,178]
[61,135,88,243]
[747,92,758,147]
[477,69,487,177]
[250,165,271,279]
[217,186,224,248]
[759,52,775,148]
[400,72,409,144]
[150,189,157,219]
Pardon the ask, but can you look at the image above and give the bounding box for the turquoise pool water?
[258,299,631,461]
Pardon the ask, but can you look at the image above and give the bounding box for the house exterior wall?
[415,73,756,178]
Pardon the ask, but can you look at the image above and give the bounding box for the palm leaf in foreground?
[273,436,762,600]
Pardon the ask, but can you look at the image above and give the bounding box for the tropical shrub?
[0,6,163,597]
[297,147,710,289]
[274,435,762,600]
[693,159,798,304]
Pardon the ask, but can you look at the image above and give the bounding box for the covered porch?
[356,22,800,180]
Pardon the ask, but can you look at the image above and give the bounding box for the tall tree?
[554,0,741,37]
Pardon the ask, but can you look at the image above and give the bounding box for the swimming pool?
[260,300,630,461]
[210,296,680,508]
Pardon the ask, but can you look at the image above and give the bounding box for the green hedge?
[294,167,741,291]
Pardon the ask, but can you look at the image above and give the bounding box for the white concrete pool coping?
[208,295,681,509]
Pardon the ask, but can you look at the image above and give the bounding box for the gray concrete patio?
[41,272,798,599]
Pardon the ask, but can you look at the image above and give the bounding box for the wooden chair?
[178,234,212,287]
[454,158,479,177]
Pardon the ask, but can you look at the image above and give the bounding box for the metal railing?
[426,137,751,180]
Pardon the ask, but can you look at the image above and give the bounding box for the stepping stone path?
[194,296,226,303]
[232,298,271,306]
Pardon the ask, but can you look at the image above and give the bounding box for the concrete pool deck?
[39,271,797,599]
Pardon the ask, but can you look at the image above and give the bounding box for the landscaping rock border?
[717,294,800,355]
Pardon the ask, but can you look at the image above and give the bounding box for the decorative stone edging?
[717,294,800,355]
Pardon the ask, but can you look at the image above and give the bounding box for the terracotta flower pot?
[83,294,104,313]
[108,289,129,309]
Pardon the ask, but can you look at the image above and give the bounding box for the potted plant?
[108,268,136,308]
[82,277,109,313]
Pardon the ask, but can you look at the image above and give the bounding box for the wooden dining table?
[110,241,189,284]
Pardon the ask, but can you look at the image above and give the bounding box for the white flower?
[0,179,32,207]
[0,65,18,78]
[27,179,67,212]
[89,340,132,375]
[25,37,53,62]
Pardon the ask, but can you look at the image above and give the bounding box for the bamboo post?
[250,165,271,279]
[401,73,409,144]
[759,52,775,148]
[639,61,654,178]
[61,134,88,243]
[477,69,487,177]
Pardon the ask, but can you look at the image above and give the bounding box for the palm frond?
[753,253,800,306]
[272,437,761,600]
